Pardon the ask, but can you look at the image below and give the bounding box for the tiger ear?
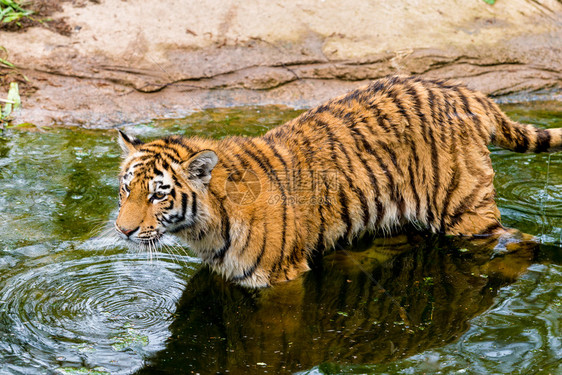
[183,150,218,185]
[117,130,143,157]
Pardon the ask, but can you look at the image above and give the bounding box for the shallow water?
[0,103,560,374]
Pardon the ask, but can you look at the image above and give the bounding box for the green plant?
[0,0,33,24]
[0,82,21,131]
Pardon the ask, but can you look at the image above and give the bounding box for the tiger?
[114,75,562,288]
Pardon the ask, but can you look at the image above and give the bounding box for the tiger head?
[114,131,218,248]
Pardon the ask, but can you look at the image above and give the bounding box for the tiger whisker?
[162,243,183,266]
[163,241,187,265]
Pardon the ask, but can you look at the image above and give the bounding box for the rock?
[0,0,560,128]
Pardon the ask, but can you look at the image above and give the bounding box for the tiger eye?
[153,192,166,200]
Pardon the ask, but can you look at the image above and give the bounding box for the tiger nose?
[117,226,138,237]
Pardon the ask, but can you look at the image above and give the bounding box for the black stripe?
[120,131,143,146]
[405,83,429,143]
[407,162,421,218]
[422,97,444,223]
[191,191,197,219]
[295,129,315,167]
[163,136,195,153]
[345,117,383,227]
[231,222,267,282]
[386,86,413,129]
[262,137,289,170]
[238,215,256,255]
[161,144,184,161]
[309,177,328,268]
[212,198,231,262]
[512,125,529,153]
[259,137,292,273]
[315,211,326,252]
[431,78,459,90]
[453,87,488,142]
[428,126,440,227]
[473,221,503,237]
[426,87,437,143]
[161,160,170,171]
[314,103,332,114]
[368,99,400,140]
[474,96,497,129]
[171,174,183,189]
[368,79,386,94]
[477,97,513,146]
[468,191,495,211]
[500,117,515,145]
[138,154,155,162]
[163,199,174,210]
[164,192,188,224]
[372,146,401,213]
[347,124,386,225]
[180,193,188,221]
[447,185,482,228]
[335,150,370,229]
[231,138,288,273]
[138,147,182,164]
[215,144,249,184]
[535,128,551,153]
[377,140,403,176]
[321,119,369,231]
[426,190,434,226]
[338,187,353,238]
[439,166,461,232]
[233,138,286,195]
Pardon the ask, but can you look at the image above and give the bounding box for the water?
[0,103,560,374]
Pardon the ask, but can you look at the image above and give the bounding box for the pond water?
[0,103,560,374]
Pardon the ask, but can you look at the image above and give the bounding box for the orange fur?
[115,76,562,287]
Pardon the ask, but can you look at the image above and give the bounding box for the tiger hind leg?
[444,201,503,237]
[444,200,538,280]
[443,200,533,244]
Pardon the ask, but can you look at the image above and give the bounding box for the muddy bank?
[0,0,561,128]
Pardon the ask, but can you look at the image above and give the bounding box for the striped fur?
[115,75,562,288]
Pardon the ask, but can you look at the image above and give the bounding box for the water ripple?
[0,252,196,374]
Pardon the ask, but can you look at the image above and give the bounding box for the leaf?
[0,0,33,23]
[2,82,20,119]
[482,0,495,4]
[6,122,34,129]
[2,12,23,23]
[0,57,14,68]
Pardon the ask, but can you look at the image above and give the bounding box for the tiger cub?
[115,75,561,288]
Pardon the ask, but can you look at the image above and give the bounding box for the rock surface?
[0,0,561,128]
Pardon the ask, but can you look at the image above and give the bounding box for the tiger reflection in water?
[137,232,537,375]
